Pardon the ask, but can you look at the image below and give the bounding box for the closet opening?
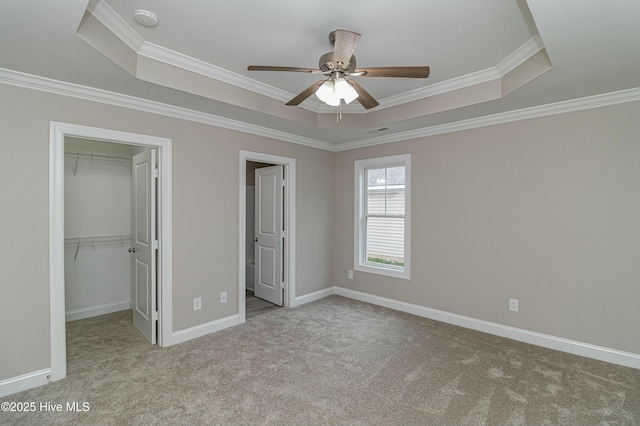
[63,137,156,343]
[49,122,173,384]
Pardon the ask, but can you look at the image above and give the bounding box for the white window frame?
[354,154,411,280]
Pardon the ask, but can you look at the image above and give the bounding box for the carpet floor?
[1,295,639,425]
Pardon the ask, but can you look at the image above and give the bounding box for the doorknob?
[253,237,258,242]
[128,247,136,253]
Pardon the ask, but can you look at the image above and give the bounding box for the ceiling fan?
[248,29,430,110]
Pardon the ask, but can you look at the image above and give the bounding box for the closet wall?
[64,138,136,321]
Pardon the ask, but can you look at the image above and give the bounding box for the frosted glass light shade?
[316,80,340,106]
[315,78,359,106]
[334,78,359,104]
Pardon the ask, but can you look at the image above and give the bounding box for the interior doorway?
[246,161,282,318]
[63,138,158,343]
[49,122,173,384]
[239,151,296,322]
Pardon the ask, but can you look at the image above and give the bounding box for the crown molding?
[496,34,545,76]
[376,34,545,111]
[2,67,637,154]
[87,0,144,51]
[87,0,317,111]
[334,87,640,151]
[315,67,502,114]
[87,1,547,117]
[138,42,295,104]
[379,68,501,110]
[0,68,333,151]
[320,34,545,114]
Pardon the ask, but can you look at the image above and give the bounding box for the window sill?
[354,263,410,280]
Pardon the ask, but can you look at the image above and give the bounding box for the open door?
[254,165,284,306]
[131,150,157,343]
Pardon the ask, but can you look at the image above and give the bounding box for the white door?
[254,166,284,306]
[131,150,157,343]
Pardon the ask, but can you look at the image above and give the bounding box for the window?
[354,154,410,279]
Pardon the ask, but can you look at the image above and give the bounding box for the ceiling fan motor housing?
[319,52,356,73]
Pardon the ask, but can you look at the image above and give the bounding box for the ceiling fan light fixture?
[316,78,359,106]
[335,78,358,104]
[315,80,339,105]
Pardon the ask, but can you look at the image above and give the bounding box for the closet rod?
[65,234,132,261]
[64,234,132,244]
[65,150,133,161]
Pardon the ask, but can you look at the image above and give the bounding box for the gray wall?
[64,146,131,319]
[0,84,334,380]
[335,101,640,355]
[1,80,638,383]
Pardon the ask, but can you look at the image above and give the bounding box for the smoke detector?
[133,10,158,27]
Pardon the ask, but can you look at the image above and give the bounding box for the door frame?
[49,122,173,382]
[239,151,296,320]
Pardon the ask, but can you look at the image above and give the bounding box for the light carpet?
[1,296,639,425]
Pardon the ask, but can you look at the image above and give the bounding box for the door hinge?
[153,240,159,249]
[153,311,159,321]
[153,168,159,178]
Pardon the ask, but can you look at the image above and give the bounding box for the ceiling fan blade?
[348,80,379,109]
[333,30,361,69]
[354,66,430,78]
[248,65,322,74]
[286,80,326,106]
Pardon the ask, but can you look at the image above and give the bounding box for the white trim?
[49,122,174,393]
[84,4,546,115]
[170,315,243,346]
[354,154,411,280]
[292,287,335,307]
[377,68,501,111]
[496,34,546,76]
[49,128,66,382]
[65,300,130,322]
[335,287,640,370]
[0,68,332,152]
[87,0,307,109]
[239,151,297,322]
[0,369,52,398]
[87,0,144,51]
[311,35,546,114]
[138,42,295,104]
[335,87,640,151]
[2,68,639,153]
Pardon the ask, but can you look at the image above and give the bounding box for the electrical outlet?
[193,297,202,311]
[220,291,227,303]
[348,270,353,280]
[509,298,519,312]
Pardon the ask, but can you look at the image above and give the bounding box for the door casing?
[49,122,173,383]
[239,151,296,321]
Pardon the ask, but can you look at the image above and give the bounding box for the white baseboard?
[65,300,130,322]
[167,314,243,346]
[292,287,335,307]
[335,287,640,369]
[0,368,52,398]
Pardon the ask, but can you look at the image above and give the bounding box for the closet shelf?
[65,234,132,244]
[65,150,132,176]
[65,234,132,261]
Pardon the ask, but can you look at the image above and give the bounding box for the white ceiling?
[1,0,639,149]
